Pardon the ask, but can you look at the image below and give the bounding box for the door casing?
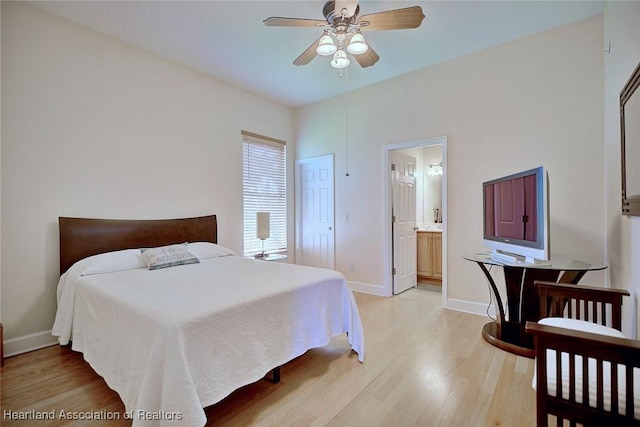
[383,136,448,306]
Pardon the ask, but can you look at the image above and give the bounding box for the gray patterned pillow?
[140,243,200,270]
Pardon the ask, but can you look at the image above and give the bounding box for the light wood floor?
[1,286,536,426]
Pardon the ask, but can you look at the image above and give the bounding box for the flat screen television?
[483,166,549,264]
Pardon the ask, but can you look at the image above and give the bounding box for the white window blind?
[242,131,287,256]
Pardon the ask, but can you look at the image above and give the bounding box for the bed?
[52,215,364,427]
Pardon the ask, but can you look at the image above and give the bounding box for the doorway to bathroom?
[384,136,447,306]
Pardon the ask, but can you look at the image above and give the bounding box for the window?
[242,131,287,256]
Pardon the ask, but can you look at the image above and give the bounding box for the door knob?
[328,226,333,231]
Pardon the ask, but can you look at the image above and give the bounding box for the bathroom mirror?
[621,60,640,216]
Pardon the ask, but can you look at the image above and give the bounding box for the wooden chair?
[525,280,640,427]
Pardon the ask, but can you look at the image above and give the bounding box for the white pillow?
[81,249,147,276]
[188,242,237,259]
[140,243,200,270]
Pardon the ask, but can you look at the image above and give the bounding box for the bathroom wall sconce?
[427,162,443,176]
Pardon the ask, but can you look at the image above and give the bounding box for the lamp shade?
[331,49,350,69]
[347,33,368,55]
[256,212,270,239]
[316,35,337,56]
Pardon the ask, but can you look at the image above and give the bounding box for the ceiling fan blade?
[335,0,359,18]
[263,17,327,28]
[357,6,425,31]
[293,36,322,66]
[353,44,379,68]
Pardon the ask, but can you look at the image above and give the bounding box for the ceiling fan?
[264,0,425,69]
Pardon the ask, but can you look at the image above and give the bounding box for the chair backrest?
[535,280,629,331]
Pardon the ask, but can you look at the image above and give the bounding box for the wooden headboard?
[59,215,217,274]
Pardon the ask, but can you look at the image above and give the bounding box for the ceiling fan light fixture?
[265,3,424,69]
[347,33,368,55]
[316,35,337,56]
[330,49,350,69]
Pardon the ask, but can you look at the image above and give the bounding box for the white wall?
[603,2,640,339]
[295,16,605,308]
[0,2,3,332]
[0,2,294,353]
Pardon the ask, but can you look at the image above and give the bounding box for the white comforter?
[52,247,364,427]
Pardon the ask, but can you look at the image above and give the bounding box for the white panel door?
[391,151,417,294]
[296,155,335,269]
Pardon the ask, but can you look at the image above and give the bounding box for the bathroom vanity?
[417,229,442,282]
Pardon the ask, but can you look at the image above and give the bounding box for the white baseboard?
[348,281,386,297]
[347,280,498,319]
[446,297,496,319]
[4,329,58,358]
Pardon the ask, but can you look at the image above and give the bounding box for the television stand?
[462,253,606,358]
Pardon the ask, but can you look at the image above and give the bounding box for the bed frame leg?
[269,367,281,383]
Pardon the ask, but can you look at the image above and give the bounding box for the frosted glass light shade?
[331,49,350,69]
[347,33,368,55]
[316,35,337,56]
[256,212,270,239]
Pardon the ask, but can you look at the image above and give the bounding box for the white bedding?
[52,247,364,427]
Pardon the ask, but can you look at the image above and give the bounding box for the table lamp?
[255,212,270,258]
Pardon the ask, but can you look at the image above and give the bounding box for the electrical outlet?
[348,263,354,272]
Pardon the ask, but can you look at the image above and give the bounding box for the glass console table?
[462,253,607,358]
